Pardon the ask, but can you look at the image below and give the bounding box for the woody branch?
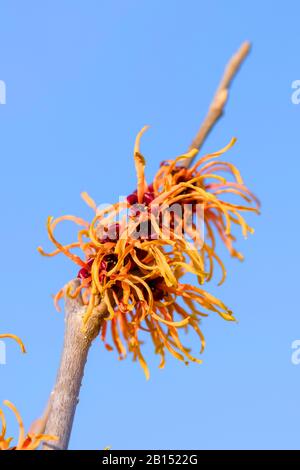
[42,41,251,450]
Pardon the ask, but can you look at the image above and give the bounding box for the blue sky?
[0,0,299,450]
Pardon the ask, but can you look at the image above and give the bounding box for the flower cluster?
[0,401,57,451]
[0,336,57,450]
[39,127,259,378]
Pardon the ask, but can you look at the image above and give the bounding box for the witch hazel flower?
[38,126,258,378]
[0,401,57,450]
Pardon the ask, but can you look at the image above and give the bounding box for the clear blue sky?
[1,1,299,450]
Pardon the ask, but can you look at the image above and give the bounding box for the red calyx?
[143,191,155,205]
[127,184,155,207]
[127,192,138,205]
[148,277,165,301]
[77,267,90,279]
[100,254,118,272]
[77,258,94,279]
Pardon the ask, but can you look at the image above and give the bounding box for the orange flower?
[39,127,258,378]
[0,401,57,450]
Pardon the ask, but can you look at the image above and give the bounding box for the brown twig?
[184,41,251,167]
[42,41,251,450]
